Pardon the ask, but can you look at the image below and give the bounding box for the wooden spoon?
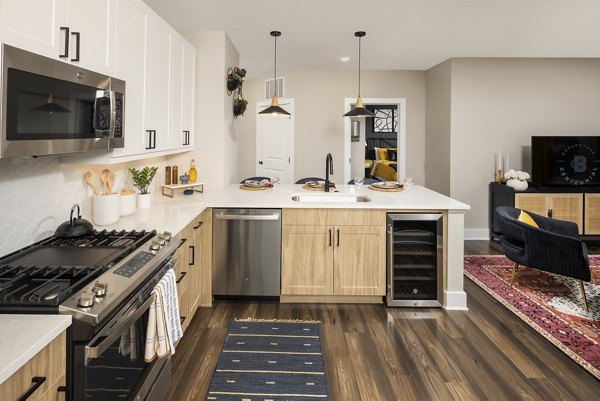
[100,169,110,195]
[107,170,116,195]
[84,171,100,195]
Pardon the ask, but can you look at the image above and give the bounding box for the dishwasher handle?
[215,213,280,221]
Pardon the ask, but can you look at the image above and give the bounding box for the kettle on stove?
[55,204,94,238]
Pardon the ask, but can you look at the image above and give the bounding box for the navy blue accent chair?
[240,176,269,184]
[495,206,590,311]
[347,177,381,185]
[295,177,325,184]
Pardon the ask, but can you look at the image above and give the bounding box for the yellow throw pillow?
[374,147,389,161]
[518,210,539,228]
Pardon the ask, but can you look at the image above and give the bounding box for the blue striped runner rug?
[206,319,329,401]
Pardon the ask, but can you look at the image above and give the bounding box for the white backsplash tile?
[0,155,172,256]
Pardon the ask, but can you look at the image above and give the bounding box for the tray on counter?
[162,182,204,197]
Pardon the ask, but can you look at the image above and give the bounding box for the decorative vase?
[136,193,152,209]
[506,179,528,191]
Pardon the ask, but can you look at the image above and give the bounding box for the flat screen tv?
[532,136,600,186]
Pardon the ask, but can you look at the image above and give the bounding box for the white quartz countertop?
[0,314,71,385]
[103,184,469,235]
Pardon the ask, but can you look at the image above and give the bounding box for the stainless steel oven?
[1,44,124,158]
[71,258,177,401]
[0,227,181,401]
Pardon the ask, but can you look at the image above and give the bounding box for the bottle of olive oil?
[189,159,197,183]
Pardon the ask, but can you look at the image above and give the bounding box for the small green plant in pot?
[129,166,158,208]
[233,96,248,118]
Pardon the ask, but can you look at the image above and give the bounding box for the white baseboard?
[464,229,490,240]
[443,290,468,310]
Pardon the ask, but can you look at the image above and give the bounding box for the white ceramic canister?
[92,193,120,226]
[119,189,136,216]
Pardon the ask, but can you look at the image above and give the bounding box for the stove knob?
[149,241,161,252]
[156,236,167,246]
[78,291,95,308]
[161,231,172,242]
[92,281,108,297]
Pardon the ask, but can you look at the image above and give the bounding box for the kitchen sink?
[291,194,372,203]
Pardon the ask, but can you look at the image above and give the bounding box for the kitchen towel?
[144,268,183,362]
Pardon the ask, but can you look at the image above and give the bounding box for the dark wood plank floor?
[167,241,600,401]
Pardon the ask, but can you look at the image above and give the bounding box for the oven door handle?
[84,293,155,364]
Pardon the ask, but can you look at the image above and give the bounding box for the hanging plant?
[227,67,246,95]
[233,90,247,118]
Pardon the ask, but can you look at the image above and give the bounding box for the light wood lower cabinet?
[515,193,583,234]
[0,331,66,401]
[334,226,386,296]
[584,194,600,235]
[173,208,212,336]
[281,209,386,297]
[281,226,333,295]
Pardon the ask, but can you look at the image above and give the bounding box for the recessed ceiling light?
[340,56,350,62]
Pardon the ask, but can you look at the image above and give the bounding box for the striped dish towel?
[144,268,183,362]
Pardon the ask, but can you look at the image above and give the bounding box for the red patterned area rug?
[464,255,600,380]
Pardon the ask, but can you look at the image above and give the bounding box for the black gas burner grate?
[0,229,156,306]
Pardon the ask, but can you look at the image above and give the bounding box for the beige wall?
[425,60,452,195]
[174,31,240,188]
[448,58,600,232]
[237,69,426,184]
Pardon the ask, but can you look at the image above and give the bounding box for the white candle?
[497,150,502,170]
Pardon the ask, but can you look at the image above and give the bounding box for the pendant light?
[343,31,375,118]
[259,31,290,116]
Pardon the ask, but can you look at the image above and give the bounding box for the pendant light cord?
[274,35,277,96]
[358,35,361,97]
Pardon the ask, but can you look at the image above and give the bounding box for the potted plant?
[233,96,248,118]
[129,166,158,208]
[227,67,246,94]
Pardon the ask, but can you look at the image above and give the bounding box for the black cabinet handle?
[145,130,156,149]
[180,316,186,325]
[176,271,187,283]
[59,27,69,58]
[258,161,263,165]
[337,229,340,247]
[189,245,195,265]
[329,229,332,247]
[70,31,80,61]
[548,209,553,218]
[18,377,46,401]
[183,130,190,145]
[193,221,203,229]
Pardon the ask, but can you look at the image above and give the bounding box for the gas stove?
[0,229,179,325]
[0,230,154,306]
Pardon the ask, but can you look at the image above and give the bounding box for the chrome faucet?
[325,153,334,192]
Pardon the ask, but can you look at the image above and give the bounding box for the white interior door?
[256,99,295,183]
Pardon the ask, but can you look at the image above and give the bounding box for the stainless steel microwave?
[0,44,125,158]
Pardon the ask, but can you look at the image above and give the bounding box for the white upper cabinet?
[65,0,115,75]
[182,41,196,149]
[144,13,172,152]
[0,0,67,58]
[168,36,196,151]
[112,0,147,158]
[0,0,115,74]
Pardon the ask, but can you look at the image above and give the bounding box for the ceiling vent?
[265,77,284,100]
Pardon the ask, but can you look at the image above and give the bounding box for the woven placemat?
[239,184,272,191]
[302,184,336,192]
[368,185,404,192]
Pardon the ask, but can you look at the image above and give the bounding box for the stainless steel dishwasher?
[212,208,282,297]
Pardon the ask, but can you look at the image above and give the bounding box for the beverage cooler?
[386,213,443,307]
